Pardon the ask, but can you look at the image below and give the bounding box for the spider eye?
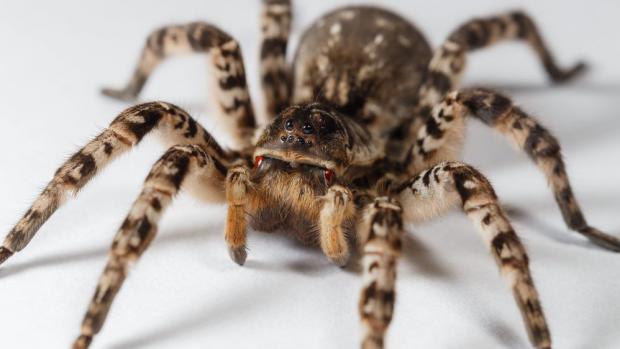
[323,169,334,185]
[254,156,264,168]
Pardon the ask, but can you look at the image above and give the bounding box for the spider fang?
[324,169,334,184]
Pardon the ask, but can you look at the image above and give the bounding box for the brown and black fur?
[1,2,617,349]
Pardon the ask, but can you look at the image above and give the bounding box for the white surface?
[0,1,619,348]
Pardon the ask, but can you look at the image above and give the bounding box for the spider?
[1,1,618,348]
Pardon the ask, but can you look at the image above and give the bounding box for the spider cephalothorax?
[255,103,354,172]
[1,2,618,349]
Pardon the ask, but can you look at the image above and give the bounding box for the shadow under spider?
[106,278,280,349]
[400,231,454,279]
[503,204,618,252]
[471,81,620,94]
[0,225,220,278]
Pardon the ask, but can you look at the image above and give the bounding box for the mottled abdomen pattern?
[293,6,431,143]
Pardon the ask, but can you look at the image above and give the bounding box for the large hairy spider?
[1,1,618,348]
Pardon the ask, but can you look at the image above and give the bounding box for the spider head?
[254,103,351,175]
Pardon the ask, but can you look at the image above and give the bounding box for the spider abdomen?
[292,6,432,138]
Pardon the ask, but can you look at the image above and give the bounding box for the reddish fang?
[324,169,334,184]
[254,156,264,168]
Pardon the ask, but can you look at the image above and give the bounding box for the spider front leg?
[357,197,403,349]
[417,11,585,115]
[102,22,256,148]
[410,88,620,251]
[73,144,227,349]
[0,102,235,267]
[260,0,292,119]
[396,162,551,349]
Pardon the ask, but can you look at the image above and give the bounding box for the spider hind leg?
[102,22,257,148]
[460,88,620,251]
[418,11,586,117]
[260,0,293,119]
[411,88,620,251]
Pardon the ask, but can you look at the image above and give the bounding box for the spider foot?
[549,61,588,84]
[326,250,350,268]
[72,334,92,349]
[0,247,14,266]
[579,226,620,252]
[101,87,138,102]
[362,334,384,349]
[228,245,247,266]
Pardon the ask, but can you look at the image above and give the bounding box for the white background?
[0,1,619,348]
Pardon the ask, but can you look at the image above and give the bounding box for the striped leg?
[73,144,226,349]
[358,197,403,349]
[0,102,234,268]
[417,11,585,117]
[396,162,551,349]
[102,22,256,148]
[411,88,620,251]
[319,185,355,266]
[260,0,292,119]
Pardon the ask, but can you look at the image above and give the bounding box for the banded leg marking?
[319,185,354,266]
[102,22,256,148]
[462,89,620,251]
[73,144,226,349]
[358,197,403,349]
[413,88,620,251]
[409,90,465,173]
[397,162,551,349]
[260,0,292,119]
[417,11,585,117]
[1,102,229,267]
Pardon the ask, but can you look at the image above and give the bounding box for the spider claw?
[72,334,92,349]
[0,247,14,266]
[228,246,248,266]
[101,87,137,102]
[549,61,588,84]
[579,227,620,252]
[327,252,350,267]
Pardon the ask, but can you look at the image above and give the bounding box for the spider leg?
[319,185,355,266]
[101,22,256,148]
[417,11,585,116]
[357,196,403,349]
[0,102,237,267]
[396,162,551,349]
[260,0,292,119]
[72,144,226,349]
[410,88,620,251]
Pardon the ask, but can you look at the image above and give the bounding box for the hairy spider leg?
[411,89,620,251]
[101,22,256,149]
[416,11,586,120]
[260,0,293,119]
[0,102,236,267]
[73,144,228,349]
[358,197,404,349]
[396,162,551,349]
